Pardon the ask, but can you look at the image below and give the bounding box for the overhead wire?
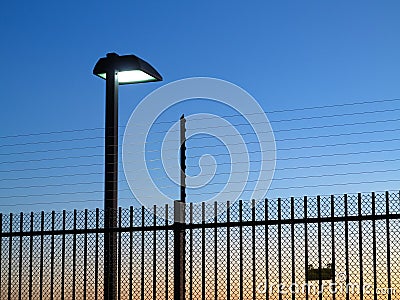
[145,136,400,154]
[2,145,400,174]
[0,97,398,139]
[2,156,399,183]
[3,169,398,199]
[1,96,400,207]
[180,179,400,197]
[3,166,396,192]
[1,188,399,208]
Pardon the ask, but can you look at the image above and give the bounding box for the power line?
[2,122,397,162]
[2,155,399,182]
[0,136,103,148]
[130,98,400,127]
[0,181,396,206]
[0,154,103,165]
[1,141,398,176]
[0,145,103,157]
[149,117,400,143]
[151,168,400,190]
[0,199,103,208]
[3,144,397,174]
[0,109,398,150]
[185,147,400,166]
[173,157,400,180]
[265,97,400,114]
[0,171,104,182]
[1,97,399,140]
[0,180,104,190]
[185,143,400,160]
[1,96,400,207]
[0,163,104,173]
[181,137,400,153]
[183,179,400,197]
[126,147,400,172]
[6,174,398,199]
[182,107,400,130]
[0,127,103,139]
[0,189,106,199]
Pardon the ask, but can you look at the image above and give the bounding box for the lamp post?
[93,52,162,300]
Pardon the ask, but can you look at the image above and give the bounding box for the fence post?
[174,114,186,300]
[19,212,24,300]
[174,201,186,300]
[180,114,186,205]
[0,213,2,300]
[8,213,12,300]
[104,206,117,300]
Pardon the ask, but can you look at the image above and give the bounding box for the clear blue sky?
[0,1,399,213]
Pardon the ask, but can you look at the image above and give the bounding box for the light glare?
[118,70,155,83]
[98,71,156,84]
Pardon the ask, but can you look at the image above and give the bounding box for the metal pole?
[104,62,119,300]
[180,114,187,204]
[174,114,186,300]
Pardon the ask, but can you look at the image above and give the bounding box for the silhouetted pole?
[93,52,162,300]
[174,114,186,300]
[104,65,118,300]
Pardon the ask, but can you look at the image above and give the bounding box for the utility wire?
[0,109,398,150]
[145,137,400,154]
[0,154,103,165]
[185,147,400,168]
[0,136,103,148]
[0,199,103,207]
[0,172,104,182]
[0,180,104,190]
[153,168,400,190]
[2,123,397,154]
[2,166,398,198]
[1,96,399,140]
[2,156,399,182]
[141,117,400,142]
[151,157,400,181]
[1,189,398,207]
[0,145,103,157]
[0,189,106,199]
[182,179,400,197]
[4,166,395,192]
[1,177,398,202]
[0,127,103,139]
[2,144,399,173]
[129,98,400,127]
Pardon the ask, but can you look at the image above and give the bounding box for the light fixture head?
[93,53,162,84]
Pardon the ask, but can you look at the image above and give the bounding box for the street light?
[94,53,162,84]
[93,52,162,300]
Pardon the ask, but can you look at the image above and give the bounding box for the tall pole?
[94,52,162,300]
[174,114,186,300]
[180,114,186,204]
[104,67,118,300]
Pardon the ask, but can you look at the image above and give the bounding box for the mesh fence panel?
[0,192,399,299]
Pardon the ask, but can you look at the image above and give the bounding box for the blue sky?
[0,1,400,213]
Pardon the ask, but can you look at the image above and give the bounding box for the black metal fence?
[1,191,400,300]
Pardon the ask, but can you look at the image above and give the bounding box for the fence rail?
[0,191,399,300]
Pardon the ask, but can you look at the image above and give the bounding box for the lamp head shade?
[93,53,162,84]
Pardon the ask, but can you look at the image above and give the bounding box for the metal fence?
[0,191,399,300]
